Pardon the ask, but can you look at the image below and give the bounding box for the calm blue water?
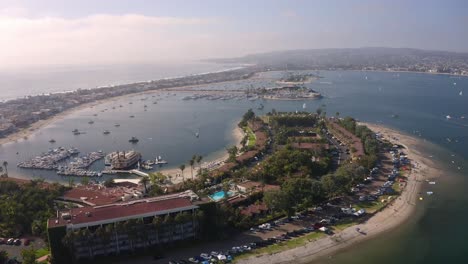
[0,69,467,263]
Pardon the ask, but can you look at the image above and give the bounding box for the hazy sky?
[0,0,467,68]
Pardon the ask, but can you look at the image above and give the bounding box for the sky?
[0,0,467,69]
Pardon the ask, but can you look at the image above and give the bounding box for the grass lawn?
[392,181,403,193]
[35,248,49,261]
[234,232,325,262]
[244,126,256,147]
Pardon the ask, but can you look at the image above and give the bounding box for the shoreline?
[157,124,244,184]
[237,123,441,264]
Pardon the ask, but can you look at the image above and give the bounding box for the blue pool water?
[209,191,233,201]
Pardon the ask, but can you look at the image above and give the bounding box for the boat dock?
[101,169,149,177]
[17,147,79,170]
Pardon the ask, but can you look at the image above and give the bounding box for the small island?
[258,85,322,100]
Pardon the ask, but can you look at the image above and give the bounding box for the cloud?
[0,11,226,68]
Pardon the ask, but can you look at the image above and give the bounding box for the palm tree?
[62,231,76,252]
[179,164,186,182]
[79,228,93,258]
[152,216,162,244]
[196,155,203,173]
[174,213,185,239]
[139,176,150,194]
[163,214,174,242]
[2,161,7,177]
[189,156,196,180]
[114,221,126,253]
[104,224,115,253]
[94,226,107,254]
[125,219,138,251]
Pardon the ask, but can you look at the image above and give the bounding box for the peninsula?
[27,111,436,264]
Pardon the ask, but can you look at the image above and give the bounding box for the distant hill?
[209,47,468,74]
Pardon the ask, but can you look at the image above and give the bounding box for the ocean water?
[0,62,242,101]
[0,69,467,262]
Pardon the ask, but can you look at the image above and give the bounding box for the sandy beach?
[237,123,441,264]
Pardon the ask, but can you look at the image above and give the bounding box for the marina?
[17,147,79,170]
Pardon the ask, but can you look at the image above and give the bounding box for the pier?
[101,169,149,177]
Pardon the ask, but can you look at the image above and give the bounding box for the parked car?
[23,239,30,246]
[6,238,14,245]
[14,239,21,246]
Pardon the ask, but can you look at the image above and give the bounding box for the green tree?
[103,178,114,187]
[179,164,186,182]
[163,214,174,242]
[2,161,8,177]
[149,172,166,185]
[227,146,238,162]
[68,178,75,188]
[21,246,38,264]
[239,109,255,127]
[174,213,186,236]
[0,250,8,264]
[139,176,150,194]
[196,155,203,172]
[263,190,292,216]
[80,177,90,186]
[152,216,163,243]
[189,156,196,180]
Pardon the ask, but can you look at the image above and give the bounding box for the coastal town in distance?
[1,1,468,264]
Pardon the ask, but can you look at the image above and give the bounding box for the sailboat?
[460,91,463,96]
[302,103,307,109]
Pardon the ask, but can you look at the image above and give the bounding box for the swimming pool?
[209,191,233,201]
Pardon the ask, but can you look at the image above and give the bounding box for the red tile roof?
[48,197,195,228]
[61,183,142,206]
[240,203,268,217]
[291,142,330,151]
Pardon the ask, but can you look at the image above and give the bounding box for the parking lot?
[0,237,46,261]
[123,206,363,264]
[323,129,350,168]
